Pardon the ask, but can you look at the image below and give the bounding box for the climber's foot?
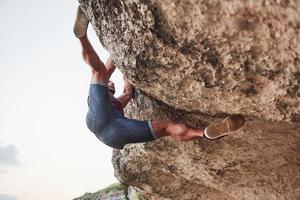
[204,115,245,139]
[73,6,89,38]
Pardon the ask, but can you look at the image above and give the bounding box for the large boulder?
[113,91,300,200]
[79,0,300,199]
[80,0,300,121]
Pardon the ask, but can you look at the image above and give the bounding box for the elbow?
[124,89,134,102]
[123,85,134,96]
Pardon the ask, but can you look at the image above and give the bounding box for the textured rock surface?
[80,0,300,121]
[112,92,300,200]
[78,0,300,199]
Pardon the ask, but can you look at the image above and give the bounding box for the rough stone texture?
[112,91,300,200]
[80,0,300,121]
[78,0,300,199]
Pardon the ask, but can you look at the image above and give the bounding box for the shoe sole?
[73,6,89,37]
[204,115,245,139]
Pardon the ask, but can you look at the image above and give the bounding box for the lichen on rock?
[79,0,300,199]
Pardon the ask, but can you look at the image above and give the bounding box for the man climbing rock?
[74,6,245,149]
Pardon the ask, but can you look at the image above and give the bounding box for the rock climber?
[73,6,245,149]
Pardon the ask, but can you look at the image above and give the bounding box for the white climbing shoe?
[73,6,89,37]
[204,115,245,139]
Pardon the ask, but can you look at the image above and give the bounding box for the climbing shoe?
[73,6,89,37]
[204,115,245,139]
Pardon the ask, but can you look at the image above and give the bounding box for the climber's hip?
[86,83,157,149]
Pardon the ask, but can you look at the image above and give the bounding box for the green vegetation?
[98,182,127,194]
[74,182,128,200]
[78,192,97,200]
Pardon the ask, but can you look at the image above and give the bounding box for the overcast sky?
[0,1,124,199]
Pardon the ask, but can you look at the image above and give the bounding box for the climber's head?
[108,81,116,94]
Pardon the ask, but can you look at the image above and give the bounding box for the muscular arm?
[117,76,134,108]
[105,57,116,80]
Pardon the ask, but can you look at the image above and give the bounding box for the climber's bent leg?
[86,83,150,149]
[86,82,157,149]
[99,118,157,149]
[78,35,108,83]
[151,120,204,141]
[74,6,108,82]
[86,83,115,135]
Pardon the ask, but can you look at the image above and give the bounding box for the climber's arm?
[117,76,134,108]
[105,57,116,80]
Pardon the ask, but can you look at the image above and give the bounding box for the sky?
[0,1,124,199]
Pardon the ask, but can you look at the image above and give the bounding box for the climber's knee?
[174,123,188,134]
[166,123,188,139]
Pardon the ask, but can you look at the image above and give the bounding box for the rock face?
[112,91,300,200]
[79,0,300,199]
[80,0,300,121]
